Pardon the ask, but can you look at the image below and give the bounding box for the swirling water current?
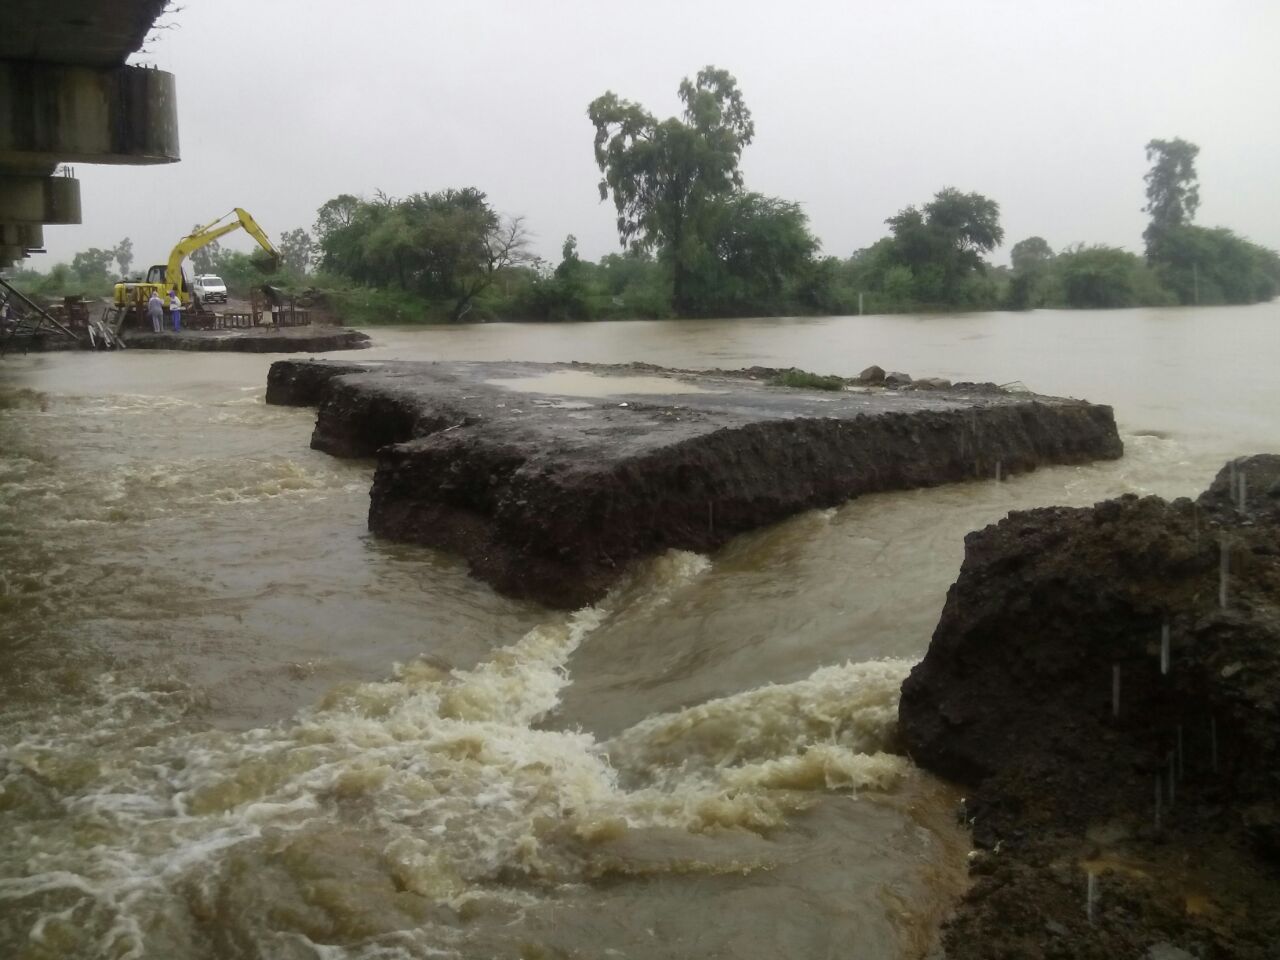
[1,305,1276,959]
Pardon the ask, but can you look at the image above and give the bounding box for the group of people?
[146,289,183,333]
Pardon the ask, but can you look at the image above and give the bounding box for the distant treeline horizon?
[8,68,1279,324]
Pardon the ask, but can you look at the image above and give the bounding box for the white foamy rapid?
[0,551,911,959]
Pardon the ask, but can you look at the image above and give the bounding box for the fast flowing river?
[1,304,1277,959]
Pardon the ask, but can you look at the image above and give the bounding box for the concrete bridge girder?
[0,62,179,167]
[0,57,177,266]
[0,173,81,224]
[0,223,44,247]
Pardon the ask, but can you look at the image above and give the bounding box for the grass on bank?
[769,368,847,391]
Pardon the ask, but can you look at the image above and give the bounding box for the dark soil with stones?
[900,455,1280,960]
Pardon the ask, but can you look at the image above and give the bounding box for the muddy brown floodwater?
[1,304,1277,959]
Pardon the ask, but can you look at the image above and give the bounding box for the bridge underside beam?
[0,59,178,267]
[0,61,180,167]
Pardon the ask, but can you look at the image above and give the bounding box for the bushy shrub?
[769,368,846,391]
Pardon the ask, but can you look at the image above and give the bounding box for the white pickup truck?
[193,274,228,304]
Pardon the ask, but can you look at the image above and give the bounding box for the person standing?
[168,289,182,332]
[147,290,164,333]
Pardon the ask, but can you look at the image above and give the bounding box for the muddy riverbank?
[900,455,1280,959]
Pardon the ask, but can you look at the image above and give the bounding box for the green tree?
[589,66,755,314]
[1139,138,1280,303]
[882,264,914,303]
[554,234,582,281]
[314,194,386,283]
[70,247,114,277]
[113,237,134,277]
[45,262,74,293]
[189,227,222,275]
[312,189,530,321]
[924,188,1004,261]
[881,188,1003,303]
[1152,224,1280,305]
[70,247,115,285]
[313,194,362,242]
[685,193,819,314]
[1143,138,1200,258]
[518,237,598,321]
[1052,245,1170,308]
[1007,236,1055,309]
[1057,245,1136,307]
[1010,236,1054,273]
[597,249,661,296]
[209,250,264,294]
[448,212,530,321]
[278,228,313,276]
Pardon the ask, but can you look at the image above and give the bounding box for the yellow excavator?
[113,208,280,310]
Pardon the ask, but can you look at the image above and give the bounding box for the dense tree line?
[271,76,1280,319]
[4,229,307,302]
[998,139,1280,310]
[311,189,531,321]
[6,69,1278,320]
[4,238,134,298]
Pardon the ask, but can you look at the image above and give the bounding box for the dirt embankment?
[266,359,1123,608]
[900,455,1280,960]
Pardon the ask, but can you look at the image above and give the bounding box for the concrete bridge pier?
[0,1,180,268]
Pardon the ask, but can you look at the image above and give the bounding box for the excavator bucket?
[251,252,280,273]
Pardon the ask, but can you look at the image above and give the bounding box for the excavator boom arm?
[163,208,281,295]
[233,208,280,264]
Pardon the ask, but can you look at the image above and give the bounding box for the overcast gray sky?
[39,0,1280,271]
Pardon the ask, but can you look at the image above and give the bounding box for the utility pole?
[1193,262,1199,305]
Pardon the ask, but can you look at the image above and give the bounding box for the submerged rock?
[857,364,886,384]
[267,359,1122,609]
[900,454,1280,959]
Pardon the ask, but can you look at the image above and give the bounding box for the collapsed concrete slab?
[125,326,371,353]
[266,359,1123,608]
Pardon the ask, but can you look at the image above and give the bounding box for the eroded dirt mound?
[900,455,1280,959]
